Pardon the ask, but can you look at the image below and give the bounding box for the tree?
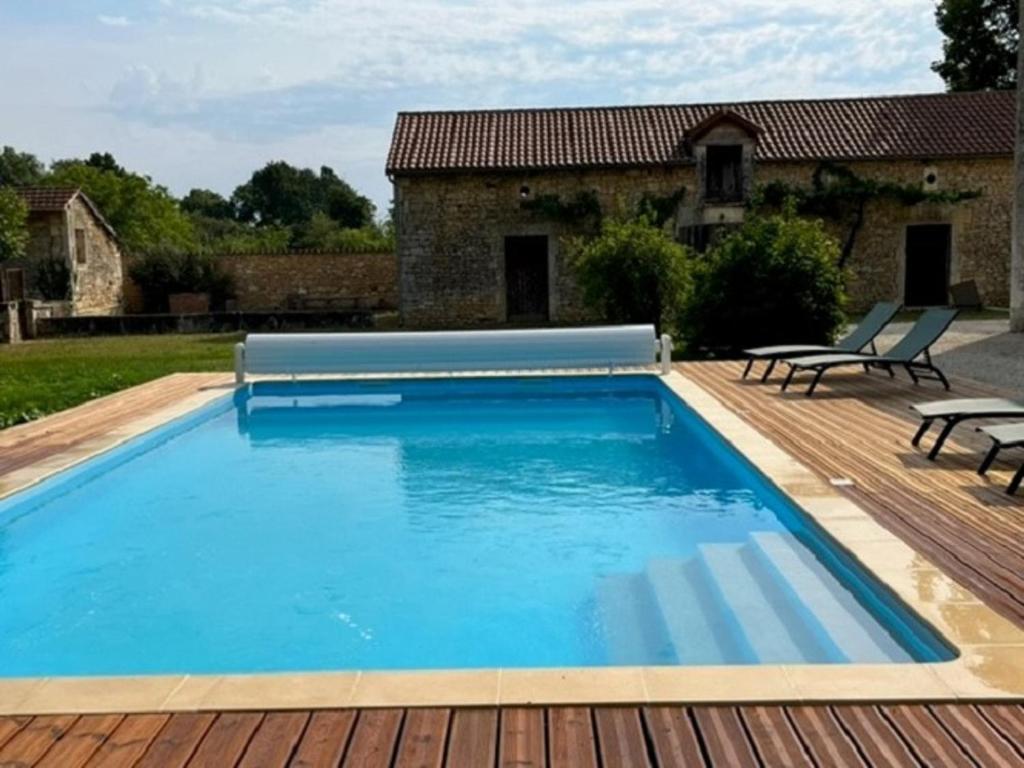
[932,0,1018,91]
[181,188,236,220]
[1012,5,1024,332]
[570,216,692,332]
[0,146,45,187]
[46,161,196,254]
[0,187,29,262]
[232,162,374,231]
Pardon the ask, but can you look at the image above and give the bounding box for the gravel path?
[874,319,1023,395]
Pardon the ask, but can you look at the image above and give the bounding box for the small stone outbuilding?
[387,91,1015,328]
[16,187,124,316]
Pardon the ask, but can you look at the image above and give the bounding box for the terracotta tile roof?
[387,91,1015,174]
[16,187,118,240]
[16,187,81,211]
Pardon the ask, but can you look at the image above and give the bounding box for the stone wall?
[394,155,1012,326]
[124,251,398,313]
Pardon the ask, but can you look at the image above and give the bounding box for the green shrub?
[681,208,845,353]
[0,186,28,262]
[570,217,692,332]
[129,250,234,313]
[34,257,71,300]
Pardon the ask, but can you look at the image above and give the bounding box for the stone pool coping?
[0,369,1022,714]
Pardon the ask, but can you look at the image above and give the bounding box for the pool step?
[645,558,742,665]
[596,573,675,665]
[697,543,833,663]
[748,532,912,663]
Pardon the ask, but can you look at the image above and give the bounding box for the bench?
[234,325,673,384]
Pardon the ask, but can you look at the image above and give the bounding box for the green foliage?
[232,162,375,230]
[46,162,197,254]
[129,250,234,312]
[932,0,1018,91]
[293,211,394,252]
[570,216,693,332]
[0,146,46,187]
[190,215,292,254]
[181,188,236,220]
[521,191,602,226]
[34,257,71,300]
[637,186,687,227]
[681,208,845,352]
[0,186,29,262]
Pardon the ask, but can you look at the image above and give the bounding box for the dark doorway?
[505,236,549,322]
[904,224,951,307]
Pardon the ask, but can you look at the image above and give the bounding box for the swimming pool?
[0,375,952,677]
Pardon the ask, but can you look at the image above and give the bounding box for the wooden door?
[505,236,549,322]
[904,224,951,307]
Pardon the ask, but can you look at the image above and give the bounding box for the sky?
[0,1,946,216]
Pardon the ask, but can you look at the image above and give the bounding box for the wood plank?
[975,704,1024,746]
[238,712,310,768]
[785,706,866,768]
[186,713,263,768]
[738,706,813,767]
[593,708,651,768]
[691,707,758,767]
[547,708,598,768]
[289,710,357,768]
[499,708,545,768]
[393,709,450,768]
[641,707,704,767]
[830,705,923,767]
[880,705,973,767]
[135,713,216,768]
[0,715,78,766]
[928,704,1024,767]
[35,714,124,768]
[0,717,32,751]
[341,709,403,768]
[83,714,170,768]
[445,709,498,767]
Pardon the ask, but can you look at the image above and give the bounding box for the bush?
[34,257,71,300]
[129,250,234,313]
[571,217,692,332]
[0,186,28,262]
[681,208,845,353]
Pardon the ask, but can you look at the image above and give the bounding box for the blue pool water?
[0,376,951,676]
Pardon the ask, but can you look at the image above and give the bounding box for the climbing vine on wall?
[520,191,602,227]
[755,162,981,269]
[638,186,688,228]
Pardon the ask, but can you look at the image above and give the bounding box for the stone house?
[16,187,124,315]
[386,91,1015,328]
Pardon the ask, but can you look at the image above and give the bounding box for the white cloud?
[98,15,132,27]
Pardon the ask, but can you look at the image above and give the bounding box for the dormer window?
[705,145,744,203]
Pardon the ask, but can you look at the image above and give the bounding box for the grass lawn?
[0,334,240,429]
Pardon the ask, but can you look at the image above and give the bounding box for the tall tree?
[181,188,236,220]
[0,187,29,262]
[932,0,1019,91]
[1012,1,1024,331]
[0,146,45,187]
[232,162,374,231]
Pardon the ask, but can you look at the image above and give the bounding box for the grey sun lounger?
[742,301,900,382]
[779,308,959,397]
[976,423,1024,495]
[910,397,1024,460]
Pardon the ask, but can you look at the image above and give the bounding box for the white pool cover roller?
[235,325,672,383]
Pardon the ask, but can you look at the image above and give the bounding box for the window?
[74,229,88,265]
[705,145,744,202]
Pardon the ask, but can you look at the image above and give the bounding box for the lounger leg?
[933,366,951,391]
[904,363,919,384]
[1009,465,1024,495]
[806,368,826,397]
[927,417,960,461]
[911,418,934,447]
[760,359,777,383]
[883,363,895,379]
[978,443,1001,476]
[781,365,798,392]
[742,358,754,379]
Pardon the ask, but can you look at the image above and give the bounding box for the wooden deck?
[1,364,1024,766]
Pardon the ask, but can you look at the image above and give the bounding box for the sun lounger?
[779,308,958,397]
[742,302,900,382]
[976,423,1024,495]
[910,398,1024,460]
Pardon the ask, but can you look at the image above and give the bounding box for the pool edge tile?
[350,670,498,708]
[498,668,646,706]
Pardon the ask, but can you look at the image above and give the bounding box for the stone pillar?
[1012,0,1024,331]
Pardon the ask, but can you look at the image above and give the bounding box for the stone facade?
[394,151,1012,326]
[23,197,123,316]
[124,251,397,314]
